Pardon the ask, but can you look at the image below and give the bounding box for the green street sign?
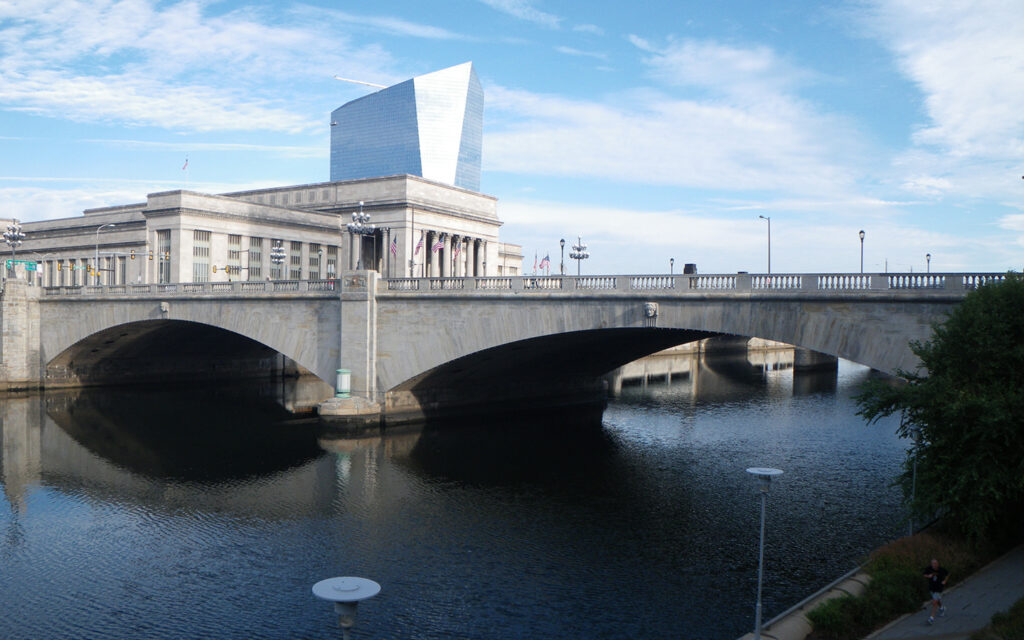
[6,260,37,271]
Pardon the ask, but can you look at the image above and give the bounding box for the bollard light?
[336,368,351,398]
[746,467,783,640]
[313,576,381,640]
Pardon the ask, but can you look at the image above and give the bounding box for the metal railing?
[38,273,1006,298]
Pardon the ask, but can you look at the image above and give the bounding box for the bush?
[807,530,992,640]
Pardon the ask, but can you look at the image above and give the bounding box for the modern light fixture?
[312,576,381,640]
[569,236,589,276]
[746,467,783,640]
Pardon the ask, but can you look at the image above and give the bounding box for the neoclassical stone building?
[17,174,523,287]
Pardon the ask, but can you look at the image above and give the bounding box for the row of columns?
[416,231,486,278]
[345,228,488,278]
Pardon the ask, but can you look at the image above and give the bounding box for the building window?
[308,190,315,203]
[289,241,302,280]
[270,239,284,280]
[228,234,241,278]
[269,194,276,205]
[282,193,289,205]
[193,230,211,282]
[248,237,263,280]
[309,243,321,279]
[326,246,338,277]
[157,229,172,283]
[47,261,55,286]
[104,256,113,285]
[322,189,329,201]
[70,259,77,286]
[118,257,126,284]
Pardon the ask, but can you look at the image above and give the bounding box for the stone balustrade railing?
[34,273,1006,298]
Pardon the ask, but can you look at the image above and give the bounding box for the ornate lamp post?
[759,215,771,274]
[746,467,783,640]
[859,230,865,273]
[670,257,675,275]
[270,241,286,279]
[4,219,25,263]
[346,201,376,270]
[569,236,589,276]
[559,238,565,275]
[926,253,931,273]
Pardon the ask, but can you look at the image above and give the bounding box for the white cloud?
[554,46,607,61]
[866,0,1024,159]
[79,138,326,159]
[477,0,562,29]
[573,24,604,36]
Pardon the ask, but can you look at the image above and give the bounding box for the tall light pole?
[559,238,565,275]
[569,236,589,276]
[758,215,771,274]
[346,201,375,270]
[746,467,783,640]
[94,222,116,285]
[858,230,865,273]
[926,253,931,273]
[670,257,675,275]
[3,219,24,262]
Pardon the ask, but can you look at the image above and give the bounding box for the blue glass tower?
[330,62,483,192]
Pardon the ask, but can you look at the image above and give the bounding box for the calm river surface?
[0,358,906,639]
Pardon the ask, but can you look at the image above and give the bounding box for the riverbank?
[734,541,1024,640]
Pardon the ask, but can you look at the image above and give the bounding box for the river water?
[0,357,906,639]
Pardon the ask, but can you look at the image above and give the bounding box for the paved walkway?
[865,544,1024,640]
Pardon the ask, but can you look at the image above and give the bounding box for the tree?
[857,273,1024,542]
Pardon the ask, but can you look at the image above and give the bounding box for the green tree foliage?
[857,274,1024,542]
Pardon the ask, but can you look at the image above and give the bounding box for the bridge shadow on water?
[43,381,325,482]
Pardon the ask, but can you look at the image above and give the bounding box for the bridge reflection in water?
[0,355,905,639]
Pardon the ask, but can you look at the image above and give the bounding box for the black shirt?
[924,565,949,592]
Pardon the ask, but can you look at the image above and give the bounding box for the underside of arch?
[45,319,307,387]
[384,327,721,422]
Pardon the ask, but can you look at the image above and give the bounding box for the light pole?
[746,467,783,640]
[670,257,675,275]
[94,222,116,285]
[758,215,771,274]
[559,238,565,275]
[270,241,286,279]
[569,236,589,276]
[346,201,375,270]
[312,576,381,640]
[926,253,931,273]
[859,230,865,274]
[3,219,25,266]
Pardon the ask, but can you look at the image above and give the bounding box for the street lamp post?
[3,219,25,265]
[926,253,931,273]
[270,241,286,279]
[759,215,771,274]
[746,467,783,640]
[670,257,674,275]
[569,236,589,276]
[859,230,865,274]
[559,238,565,275]
[312,576,381,640]
[94,223,116,285]
[346,201,376,271]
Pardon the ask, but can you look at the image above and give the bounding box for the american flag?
[390,235,398,256]
[539,254,550,270]
[453,243,461,257]
[432,238,444,253]
[414,232,425,255]
[181,158,189,170]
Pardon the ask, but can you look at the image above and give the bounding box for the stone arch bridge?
[1,270,999,422]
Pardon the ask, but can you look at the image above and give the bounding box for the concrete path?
[865,544,1024,640]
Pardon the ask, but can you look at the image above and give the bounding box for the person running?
[923,558,949,624]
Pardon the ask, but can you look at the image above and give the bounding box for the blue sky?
[1,0,1022,275]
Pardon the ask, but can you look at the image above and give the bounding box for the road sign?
[6,260,37,271]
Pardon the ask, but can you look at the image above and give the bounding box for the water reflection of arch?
[2,391,337,519]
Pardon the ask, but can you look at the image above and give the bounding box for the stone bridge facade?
[0,270,1002,422]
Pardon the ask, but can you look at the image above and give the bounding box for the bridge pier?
[792,348,839,373]
[0,270,42,390]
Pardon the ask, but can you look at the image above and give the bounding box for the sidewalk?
[865,544,1024,640]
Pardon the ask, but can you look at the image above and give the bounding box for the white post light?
[746,467,783,640]
[313,576,381,640]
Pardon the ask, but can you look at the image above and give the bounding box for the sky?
[1,0,1022,275]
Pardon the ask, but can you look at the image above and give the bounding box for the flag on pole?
[390,235,398,256]
[453,242,461,258]
[533,251,537,274]
[432,238,444,253]
[182,157,189,170]
[539,254,550,271]
[415,231,425,255]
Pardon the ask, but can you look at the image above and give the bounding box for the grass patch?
[807,529,993,640]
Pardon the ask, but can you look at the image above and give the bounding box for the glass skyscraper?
[330,62,484,192]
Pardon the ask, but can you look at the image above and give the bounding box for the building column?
[451,235,462,277]
[465,238,475,277]
[475,239,485,276]
[441,233,452,277]
[383,228,391,278]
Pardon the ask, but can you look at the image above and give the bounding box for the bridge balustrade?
[33,273,1006,299]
